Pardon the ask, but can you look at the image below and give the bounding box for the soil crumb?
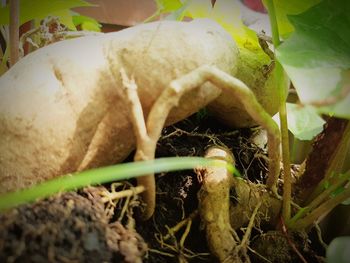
[0,190,147,263]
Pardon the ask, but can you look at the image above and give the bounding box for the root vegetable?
[198,146,281,262]
[0,19,280,219]
[208,46,279,128]
[197,146,239,262]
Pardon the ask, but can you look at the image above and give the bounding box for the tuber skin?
[0,19,280,219]
[197,146,239,262]
[198,146,281,262]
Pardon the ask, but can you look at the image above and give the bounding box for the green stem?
[288,171,350,226]
[278,69,292,221]
[265,0,292,221]
[265,0,281,46]
[143,10,161,23]
[289,185,350,230]
[0,157,232,212]
[306,172,350,212]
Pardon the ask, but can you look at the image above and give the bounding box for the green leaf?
[286,103,325,140]
[327,236,350,263]
[80,20,101,32]
[276,0,350,119]
[0,157,235,212]
[0,0,91,26]
[145,0,184,23]
[164,2,189,21]
[155,0,183,12]
[151,0,261,49]
[263,0,322,37]
[72,14,101,32]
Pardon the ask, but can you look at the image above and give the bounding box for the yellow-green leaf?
[155,0,183,12]
[49,9,76,30]
[186,0,259,47]
[0,0,91,26]
[72,14,101,32]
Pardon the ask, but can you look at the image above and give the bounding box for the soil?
[0,113,324,262]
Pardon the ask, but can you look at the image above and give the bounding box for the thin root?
[163,210,198,240]
[100,185,145,203]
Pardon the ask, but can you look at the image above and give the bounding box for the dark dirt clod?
[0,190,147,263]
[250,231,325,263]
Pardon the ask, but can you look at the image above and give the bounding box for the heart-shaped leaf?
[277,0,350,119]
